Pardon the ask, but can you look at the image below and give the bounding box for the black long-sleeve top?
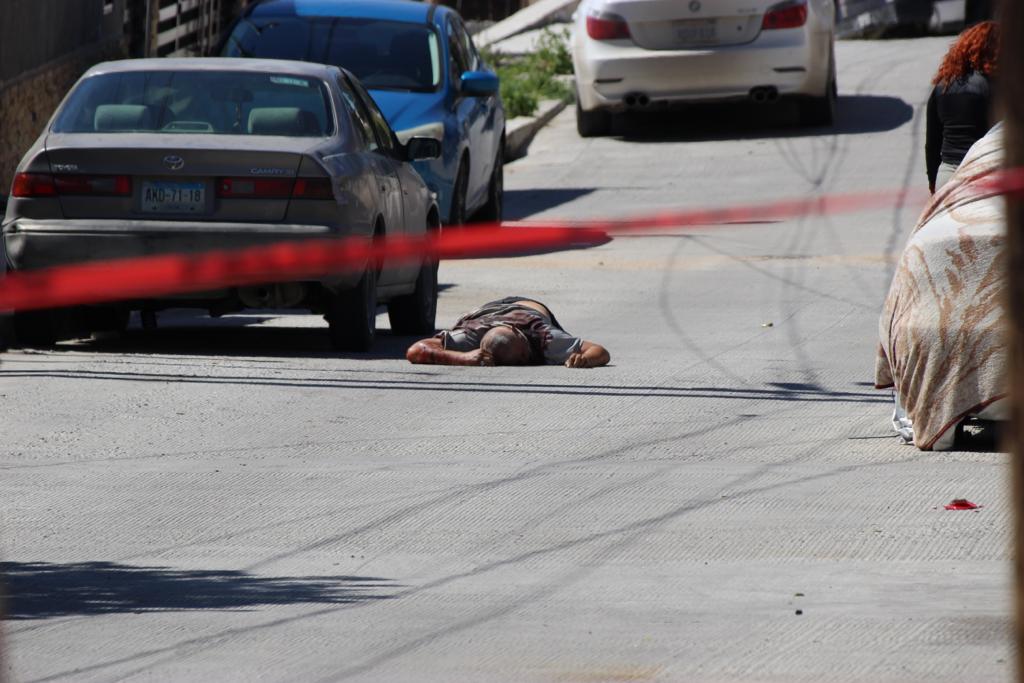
[925,71,992,187]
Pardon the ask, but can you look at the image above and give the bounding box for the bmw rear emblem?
[689,0,701,11]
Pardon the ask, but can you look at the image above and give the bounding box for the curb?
[505,97,570,162]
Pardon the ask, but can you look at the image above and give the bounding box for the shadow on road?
[5,291,471,358]
[58,323,418,359]
[0,561,396,619]
[0,361,892,404]
[614,95,914,142]
[503,188,596,221]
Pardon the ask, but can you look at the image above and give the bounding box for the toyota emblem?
[163,155,185,171]
[689,0,701,11]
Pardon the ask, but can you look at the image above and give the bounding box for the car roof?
[247,0,444,24]
[84,58,339,80]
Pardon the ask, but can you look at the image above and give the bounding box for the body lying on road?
[406,297,610,368]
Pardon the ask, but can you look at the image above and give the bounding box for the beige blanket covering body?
[875,126,1006,450]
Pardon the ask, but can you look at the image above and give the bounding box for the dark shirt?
[925,72,992,186]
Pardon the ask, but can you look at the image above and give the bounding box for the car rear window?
[223,18,442,93]
[52,70,334,136]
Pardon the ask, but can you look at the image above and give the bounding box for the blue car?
[222,0,505,226]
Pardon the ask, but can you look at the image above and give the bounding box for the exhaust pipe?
[623,92,650,109]
[238,283,307,308]
[749,86,779,104]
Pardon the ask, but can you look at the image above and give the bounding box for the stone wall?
[0,39,127,196]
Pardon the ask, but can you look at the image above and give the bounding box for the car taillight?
[762,0,808,29]
[54,174,132,196]
[291,178,334,199]
[11,172,131,197]
[216,178,333,200]
[586,13,631,40]
[12,173,57,197]
[217,178,294,199]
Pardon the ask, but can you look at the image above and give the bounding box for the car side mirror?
[406,137,441,161]
[459,70,499,97]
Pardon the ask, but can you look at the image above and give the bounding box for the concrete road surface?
[1,38,1011,682]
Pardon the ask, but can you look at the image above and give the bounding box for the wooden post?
[142,0,155,58]
[1001,0,1024,679]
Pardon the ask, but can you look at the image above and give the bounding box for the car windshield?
[52,70,334,136]
[223,18,442,93]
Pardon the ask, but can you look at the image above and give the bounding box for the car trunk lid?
[44,134,309,222]
[604,0,778,49]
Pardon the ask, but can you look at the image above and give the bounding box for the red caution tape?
[3,176,1019,313]
[0,225,610,312]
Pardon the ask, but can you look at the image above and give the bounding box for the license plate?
[141,181,205,214]
[675,19,717,43]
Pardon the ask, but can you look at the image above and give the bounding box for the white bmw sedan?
[572,0,837,136]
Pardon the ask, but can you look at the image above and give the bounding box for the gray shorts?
[934,161,959,191]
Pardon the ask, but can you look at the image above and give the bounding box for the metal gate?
[123,0,248,57]
[155,0,226,56]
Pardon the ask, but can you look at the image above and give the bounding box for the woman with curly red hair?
[926,20,999,192]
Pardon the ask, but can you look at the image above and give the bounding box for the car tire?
[327,267,377,352]
[576,99,611,138]
[474,147,503,224]
[13,310,66,347]
[448,162,468,227]
[799,49,837,128]
[388,256,438,335]
[88,307,130,336]
[0,312,13,351]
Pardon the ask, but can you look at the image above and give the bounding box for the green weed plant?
[482,27,573,118]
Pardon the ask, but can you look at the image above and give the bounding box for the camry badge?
[163,155,185,171]
[689,0,701,11]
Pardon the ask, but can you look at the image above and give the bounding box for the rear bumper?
[2,218,364,291]
[574,27,831,111]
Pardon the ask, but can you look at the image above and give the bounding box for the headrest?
[389,32,430,81]
[328,43,378,72]
[247,107,321,136]
[94,104,155,132]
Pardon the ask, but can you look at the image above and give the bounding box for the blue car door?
[446,15,495,213]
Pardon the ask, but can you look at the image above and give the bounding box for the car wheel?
[327,266,377,352]
[88,307,130,337]
[388,256,438,335]
[0,313,12,351]
[448,162,468,227]
[13,310,66,347]
[799,49,837,127]
[576,98,611,138]
[474,147,503,224]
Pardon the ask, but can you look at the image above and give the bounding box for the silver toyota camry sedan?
[2,58,442,351]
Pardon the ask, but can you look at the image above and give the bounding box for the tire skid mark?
[37,429,920,682]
